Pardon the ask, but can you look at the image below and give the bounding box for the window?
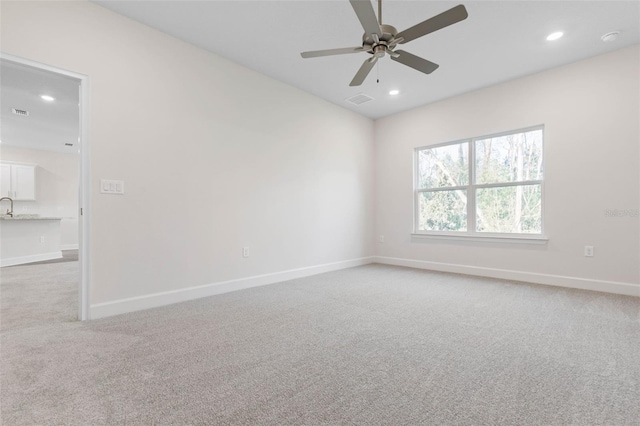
[415,126,544,239]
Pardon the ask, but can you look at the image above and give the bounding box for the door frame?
[1,53,91,320]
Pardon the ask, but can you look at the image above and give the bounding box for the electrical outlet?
[584,246,594,257]
[39,236,45,243]
[379,235,385,243]
[242,247,249,258]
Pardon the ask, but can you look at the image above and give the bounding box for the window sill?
[411,233,548,244]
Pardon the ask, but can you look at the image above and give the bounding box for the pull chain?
[377,62,379,84]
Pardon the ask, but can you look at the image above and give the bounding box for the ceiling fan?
[300,0,468,87]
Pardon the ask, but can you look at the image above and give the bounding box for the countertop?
[0,215,63,221]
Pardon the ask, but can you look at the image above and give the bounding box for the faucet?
[0,197,14,217]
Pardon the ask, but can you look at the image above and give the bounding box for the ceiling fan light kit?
[301,0,469,87]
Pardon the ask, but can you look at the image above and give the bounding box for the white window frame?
[412,125,547,244]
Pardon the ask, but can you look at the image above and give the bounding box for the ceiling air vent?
[12,108,29,116]
[345,93,374,106]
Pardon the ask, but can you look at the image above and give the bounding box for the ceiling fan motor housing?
[373,45,386,58]
[362,24,398,54]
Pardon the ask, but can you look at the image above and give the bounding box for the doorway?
[0,54,90,322]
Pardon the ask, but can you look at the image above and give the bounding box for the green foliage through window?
[419,190,467,232]
[476,185,541,233]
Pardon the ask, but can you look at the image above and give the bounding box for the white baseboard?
[61,244,79,250]
[1,251,63,267]
[90,256,375,319]
[374,256,640,297]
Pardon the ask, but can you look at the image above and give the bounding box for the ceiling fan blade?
[396,4,468,44]
[349,56,377,86]
[349,0,382,37]
[391,50,439,74]
[301,47,365,58]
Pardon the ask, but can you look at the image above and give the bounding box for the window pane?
[476,184,542,233]
[475,129,543,184]
[418,142,468,189]
[418,190,467,232]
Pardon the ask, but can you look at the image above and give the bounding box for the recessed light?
[601,31,620,42]
[389,90,400,95]
[40,95,55,102]
[546,32,563,41]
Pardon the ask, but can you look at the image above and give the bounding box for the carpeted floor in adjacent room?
[1,262,639,425]
[1,251,78,333]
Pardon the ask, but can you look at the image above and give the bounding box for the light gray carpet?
[1,264,639,425]
[1,259,78,332]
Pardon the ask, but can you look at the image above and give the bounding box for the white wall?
[375,46,639,292]
[0,146,79,248]
[1,1,375,311]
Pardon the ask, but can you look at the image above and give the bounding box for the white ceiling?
[1,60,80,154]
[93,0,639,119]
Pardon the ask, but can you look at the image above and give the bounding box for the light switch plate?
[100,179,125,195]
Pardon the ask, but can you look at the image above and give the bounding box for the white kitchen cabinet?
[0,164,10,199]
[0,162,36,200]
